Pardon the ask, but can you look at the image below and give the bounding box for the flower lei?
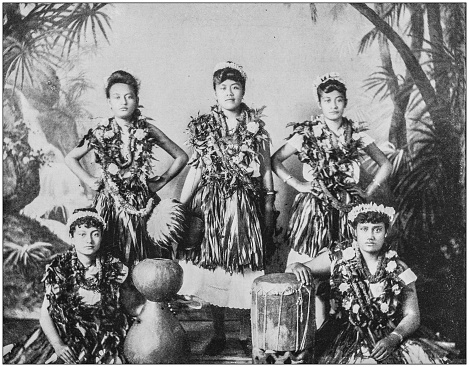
[287,115,366,212]
[85,109,157,217]
[187,103,269,196]
[329,243,409,334]
[43,250,128,363]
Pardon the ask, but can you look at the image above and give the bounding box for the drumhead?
[251,273,310,295]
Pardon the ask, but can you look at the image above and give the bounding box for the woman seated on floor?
[4,208,129,364]
[286,202,450,364]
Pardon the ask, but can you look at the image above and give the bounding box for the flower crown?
[213,61,247,81]
[348,202,396,223]
[313,72,345,91]
[67,210,107,232]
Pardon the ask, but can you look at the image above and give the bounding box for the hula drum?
[251,273,315,363]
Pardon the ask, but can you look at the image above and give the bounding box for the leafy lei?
[329,243,417,343]
[43,250,129,363]
[187,103,269,196]
[287,115,367,211]
[81,109,157,216]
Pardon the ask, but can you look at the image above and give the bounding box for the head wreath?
[213,61,247,81]
[67,211,106,232]
[348,202,396,223]
[313,72,345,90]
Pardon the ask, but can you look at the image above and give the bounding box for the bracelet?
[372,179,382,188]
[149,176,162,183]
[283,175,293,183]
[391,331,403,343]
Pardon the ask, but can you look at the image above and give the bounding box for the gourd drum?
[251,273,315,353]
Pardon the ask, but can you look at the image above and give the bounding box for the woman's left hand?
[349,185,370,200]
[370,334,401,361]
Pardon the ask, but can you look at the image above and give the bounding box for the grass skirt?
[286,192,354,258]
[318,323,449,364]
[94,190,170,266]
[178,182,264,274]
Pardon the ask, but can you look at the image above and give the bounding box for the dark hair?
[105,70,140,99]
[69,208,104,236]
[213,67,246,92]
[317,79,347,104]
[352,211,390,232]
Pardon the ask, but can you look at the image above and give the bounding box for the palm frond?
[358,28,379,54]
[309,4,317,23]
[362,68,400,102]
[3,241,53,274]
[46,4,111,56]
[329,3,348,21]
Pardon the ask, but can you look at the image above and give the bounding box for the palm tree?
[359,3,425,149]
[3,3,111,90]
[308,3,465,348]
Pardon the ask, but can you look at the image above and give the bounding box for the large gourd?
[123,258,190,363]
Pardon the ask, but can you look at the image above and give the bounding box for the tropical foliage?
[349,3,465,265]
[308,2,465,347]
[3,3,112,316]
[3,214,70,314]
[3,241,53,278]
[3,3,111,89]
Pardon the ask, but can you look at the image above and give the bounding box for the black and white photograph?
[2,2,465,364]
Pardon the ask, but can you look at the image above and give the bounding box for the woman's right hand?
[286,262,313,285]
[54,342,77,364]
[292,180,321,194]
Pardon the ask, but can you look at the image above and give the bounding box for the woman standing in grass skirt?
[3,209,129,364]
[66,70,188,267]
[178,61,275,355]
[286,203,450,364]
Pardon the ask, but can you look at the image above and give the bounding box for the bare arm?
[259,140,275,237]
[39,296,77,364]
[147,123,189,193]
[359,143,392,198]
[285,251,332,285]
[371,260,420,361]
[64,143,101,191]
[271,141,319,193]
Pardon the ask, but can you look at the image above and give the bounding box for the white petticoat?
[286,248,315,266]
[178,260,264,309]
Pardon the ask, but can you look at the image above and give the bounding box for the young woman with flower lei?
[3,208,130,364]
[286,203,449,364]
[65,70,188,266]
[272,73,392,261]
[178,62,275,355]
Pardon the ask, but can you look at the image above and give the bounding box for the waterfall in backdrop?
[11,88,92,243]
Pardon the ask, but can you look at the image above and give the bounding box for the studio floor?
[3,305,252,364]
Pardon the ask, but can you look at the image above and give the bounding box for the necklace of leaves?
[314,118,355,212]
[98,119,156,217]
[109,119,137,169]
[324,118,352,148]
[72,254,103,293]
[354,245,386,283]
